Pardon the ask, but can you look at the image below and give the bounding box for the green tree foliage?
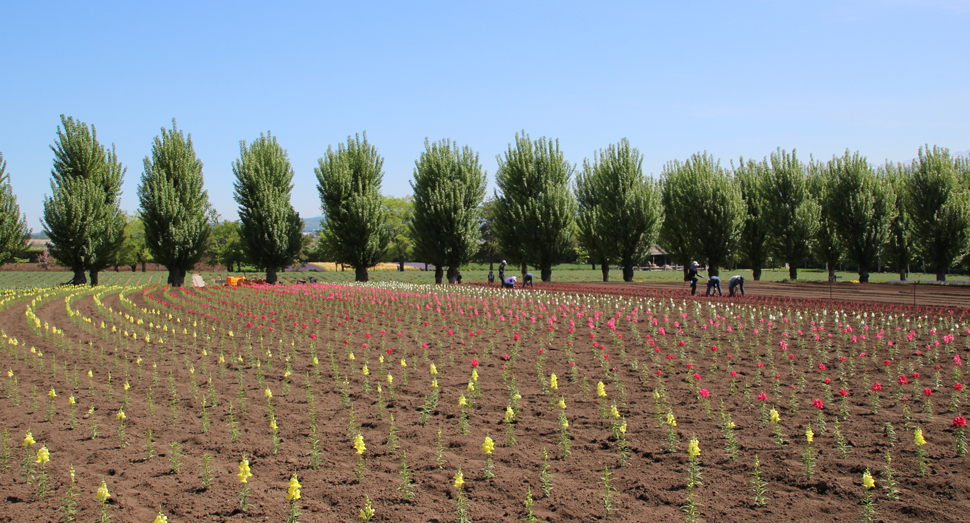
[139,121,211,288]
[114,213,145,271]
[881,162,912,280]
[233,133,303,284]
[807,159,842,280]
[210,220,248,272]
[906,146,970,281]
[475,197,501,269]
[493,132,576,282]
[0,152,30,267]
[576,139,663,282]
[384,196,414,272]
[410,139,487,283]
[822,151,895,283]
[43,115,126,286]
[658,160,697,280]
[733,157,770,280]
[315,133,390,282]
[659,153,743,277]
[760,148,819,280]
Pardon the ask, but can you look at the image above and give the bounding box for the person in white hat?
[499,260,507,282]
[686,261,706,296]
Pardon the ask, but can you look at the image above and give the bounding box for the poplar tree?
[882,162,912,280]
[43,115,126,286]
[576,139,663,282]
[138,121,211,288]
[409,139,487,284]
[823,151,895,283]
[0,153,30,266]
[733,157,770,280]
[233,133,303,284]
[493,132,576,282]
[807,160,842,280]
[760,148,819,280]
[315,133,390,282]
[659,153,743,277]
[906,146,970,281]
[658,160,697,280]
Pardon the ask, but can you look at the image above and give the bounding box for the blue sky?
[2,0,968,231]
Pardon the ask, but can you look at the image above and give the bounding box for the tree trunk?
[682,265,690,281]
[168,267,184,288]
[434,266,443,284]
[447,267,458,284]
[141,262,147,272]
[592,262,596,270]
[266,266,278,284]
[89,270,99,287]
[827,264,835,279]
[601,260,609,282]
[355,266,368,282]
[72,268,87,285]
[936,271,946,282]
[114,265,119,272]
[622,265,634,282]
[858,269,869,283]
[753,266,763,281]
[899,267,907,281]
[398,260,405,272]
[489,261,494,271]
[540,266,552,282]
[788,262,797,280]
[707,260,719,277]
[521,263,528,279]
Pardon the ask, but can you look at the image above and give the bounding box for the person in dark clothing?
[524,272,534,287]
[487,270,494,283]
[503,276,516,289]
[706,275,722,296]
[499,260,507,283]
[728,275,745,297]
[686,261,704,296]
[456,271,462,284]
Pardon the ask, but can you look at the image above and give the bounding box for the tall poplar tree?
[576,139,663,282]
[882,162,912,280]
[315,133,390,282]
[43,115,126,286]
[658,159,697,281]
[409,139,487,284]
[0,153,30,267]
[807,159,842,280]
[760,148,819,280]
[138,121,211,288]
[733,157,770,280]
[906,146,970,281]
[233,133,303,284]
[493,132,576,282]
[659,153,743,277]
[823,151,895,283]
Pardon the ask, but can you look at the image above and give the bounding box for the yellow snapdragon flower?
[688,437,701,458]
[286,474,301,500]
[353,434,366,455]
[914,426,926,447]
[96,479,111,503]
[482,436,494,455]
[35,445,50,464]
[597,381,607,398]
[238,457,252,483]
[862,469,875,490]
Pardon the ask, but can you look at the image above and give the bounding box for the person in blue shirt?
[706,275,722,296]
[524,272,534,287]
[728,275,745,297]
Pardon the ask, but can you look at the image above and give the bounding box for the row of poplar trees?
[1,118,968,285]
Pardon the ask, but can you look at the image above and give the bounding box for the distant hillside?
[303,216,324,234]
[30,231,48,239]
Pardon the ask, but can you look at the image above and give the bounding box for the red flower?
[710,346,717,352]
[824,378,831,384]
[839,389,848,397]
[813,399,824,410]
[757,393,768,402]
[884,360,892,366]
[686,364,693,369]
[387,348,393,355]
[872,383,883,391]
[956,383,964,390]
[954,416,967,428]
[923,388,933,396]
[699,388,710,398]
[656,370,663,376]
[539,348,545,354]
[818,363,826,371]
[471,358,479,368]
[898,376,909,385]
[912,372,920,379]
[309,333,316,340]
[730,371,737,378]
[693,373,701,381]
[604,354,609,360]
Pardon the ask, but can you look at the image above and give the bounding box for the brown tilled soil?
[0,282,968,522]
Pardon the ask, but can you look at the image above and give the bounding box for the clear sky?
[2,0,968,231]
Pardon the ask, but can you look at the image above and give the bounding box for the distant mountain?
[303,216,324,234]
